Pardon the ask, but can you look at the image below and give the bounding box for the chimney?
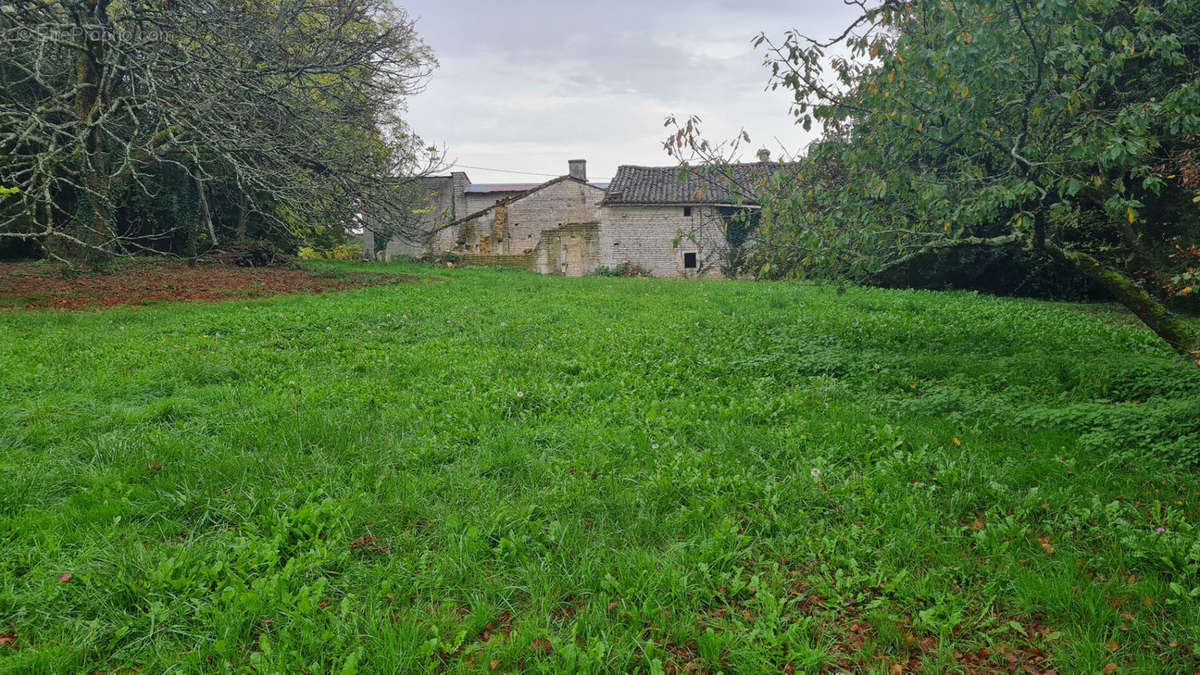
[568,159,587,182]
[449,171,470,220]
[756,148,771,162]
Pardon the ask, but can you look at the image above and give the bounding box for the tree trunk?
[1046,244,1199,361]
[236,191,249,238]
[193,169,217,246]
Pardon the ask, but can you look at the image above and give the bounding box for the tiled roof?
[603,162,785,206]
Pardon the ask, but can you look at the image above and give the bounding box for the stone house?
[368,154,779,278]
[598,156,776,278]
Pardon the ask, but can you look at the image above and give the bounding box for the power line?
[450,163,611,182]
[451,164,558,177]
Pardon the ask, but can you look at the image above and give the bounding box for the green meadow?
[2,262,1199,673]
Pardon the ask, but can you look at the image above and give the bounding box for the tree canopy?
[672,0,1200,359]
[1,0,440,264]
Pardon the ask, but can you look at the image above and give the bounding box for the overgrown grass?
[2,262,1199,673]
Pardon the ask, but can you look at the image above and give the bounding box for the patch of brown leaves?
[658,638,707,674]
[0,260,412,310]
[480,610,515,644]
[348,535,391,555]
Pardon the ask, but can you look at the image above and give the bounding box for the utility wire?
[450,163,611,181]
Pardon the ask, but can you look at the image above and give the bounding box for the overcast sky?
[399,1,860,184]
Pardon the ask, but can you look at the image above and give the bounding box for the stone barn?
[597,155,778,278]
[365,154,781,278]
[441,160,608,276]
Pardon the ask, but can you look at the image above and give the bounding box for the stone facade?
[536,222,601,276]
[362,172,468,259]
[451,177,606,259]
[368,156,776,279]
[597,205,730,278]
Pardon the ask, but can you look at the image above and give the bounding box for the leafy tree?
[0,0,441,265]
[676,0,1200,359]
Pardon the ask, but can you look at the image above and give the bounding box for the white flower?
[516,391,524,398]
[326,326,332,331]
[651,443,659,450]
[810,468,822,480]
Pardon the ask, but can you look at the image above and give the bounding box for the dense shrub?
[873,245,1107,301]
[299,244,362,261]
[201,239,295,268]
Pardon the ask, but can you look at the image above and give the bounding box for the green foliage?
[299,244,363,261]
[594,262,652,278]
[2,264,1200,671]
[1,0,439,263]
[746,0,1200,351]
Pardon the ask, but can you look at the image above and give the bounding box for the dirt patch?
[0,260,414,310]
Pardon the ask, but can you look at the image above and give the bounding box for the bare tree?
[0,0,440,265]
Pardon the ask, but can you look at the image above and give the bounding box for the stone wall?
[456,253,536,271]
[366,173,467,260]
[535,223,600,276]
[448,179,606,257]
[597,205,730,278]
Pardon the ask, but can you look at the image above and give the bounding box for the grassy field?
[2,262,1199,673]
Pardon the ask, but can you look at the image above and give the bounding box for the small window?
[683,207,692,217]
[683,252,698,269]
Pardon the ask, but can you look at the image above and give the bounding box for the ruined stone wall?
[597,205,730,278]
[381,174,460,259]
[501,180,605,255]
[457,253,536,271]
[465,193,498,216]
[442,179,605,257]
[535,223,600,276]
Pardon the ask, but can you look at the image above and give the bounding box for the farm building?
[366,155,780,278]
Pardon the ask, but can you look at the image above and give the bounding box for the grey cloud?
[399,1,860,182]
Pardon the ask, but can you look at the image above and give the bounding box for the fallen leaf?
[57,573,72,584]
[971,519,985,531]
[530,637,553,656]
[0,633,15,648]
[1101,664,1119,674]
[1106,641,1120,651]
[1038,536,1055,554]
[490,659,499,670]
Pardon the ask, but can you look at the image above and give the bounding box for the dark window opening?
[683,207,692,217]
[683,252,698,269]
